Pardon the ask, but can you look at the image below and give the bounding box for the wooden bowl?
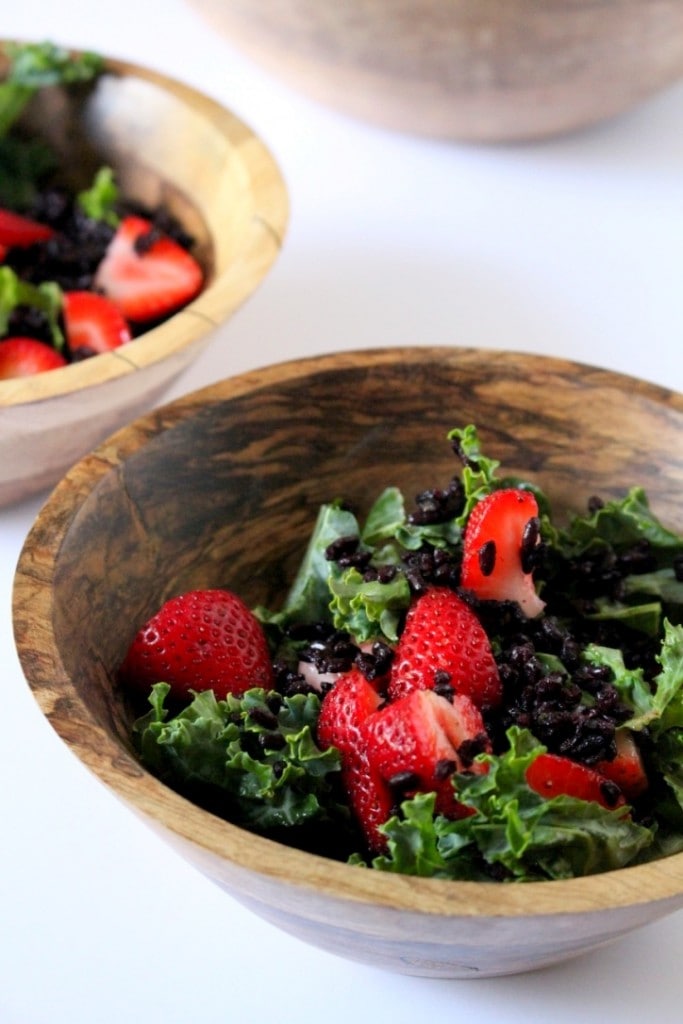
[0,47,288,507]
[186,0,683,141]
[12,347,683,979]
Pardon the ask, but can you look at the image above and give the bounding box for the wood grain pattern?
[187,0,683,141]
[0,51,289,506]
[12,346,683,978]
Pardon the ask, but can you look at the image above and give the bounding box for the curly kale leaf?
[134,684,345,833]
[364,727,653,881]
[0,266,63,346]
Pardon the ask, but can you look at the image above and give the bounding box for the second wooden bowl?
[0,45,288,506]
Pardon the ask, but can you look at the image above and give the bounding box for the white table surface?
[2,3,683,1022]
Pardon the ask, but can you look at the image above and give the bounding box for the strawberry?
[0,206,55,248]
[388,586,502,709]
[596,729,648,801]
[461,488,545,617]
[525,752,626,810]
[119,588,274,701]
[0,337,67,378]
[317,668,392,852]
[62,290,132,355]
[93,214,203,322]
[365,689,490,818]
[317,667,383,754]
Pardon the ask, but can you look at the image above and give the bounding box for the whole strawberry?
[119,588,274,700]
[388,586,502,709]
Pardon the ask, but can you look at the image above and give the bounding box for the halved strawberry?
[461,488,545,617]
[388,586,502,709]
[0,337,67,378]
[596,729,648,801]
[93,215,203,322]
[365,689,490,818]
[62,290,132,356]
[317,668,392,852]
[525,752,625,810]
[119,588,274,701]
[0,207,55,248]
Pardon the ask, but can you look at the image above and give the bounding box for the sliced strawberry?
[526,752,625,810]
[119,588,274,701]
[337,754,394,854]
[317,668,392,852]
[317,667,384,754]
[93,214,203,323]
[0,207,55,248]
[0,243,8,262]
[461,488,545,617]
[596,729,648,801]
[0,337,67,378]
[388,586,502,709]
[62,290,132,356]
[366,689,489,818]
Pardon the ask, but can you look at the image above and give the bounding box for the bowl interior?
[12,347,683,944]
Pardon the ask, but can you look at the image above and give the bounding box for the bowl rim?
[13,344,683,920]
[0,48,289,407]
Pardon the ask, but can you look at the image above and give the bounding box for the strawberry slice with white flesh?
[93,214,203,323]
[365,689,490,818]
[461,488,545,617]
[596,729,649,801]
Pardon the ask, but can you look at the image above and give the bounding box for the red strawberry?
[93,215,203,322]
[596,729,648,801]
[63,290,132,355]
[525,752,626,810]
[317,667,383,754]
[461,488,545,617]
[388,586,502,709]
[317,668,392,852]
[365,689,490,818]
[0,207,55,248]
[119,588,274,701]
[0,337,67,378]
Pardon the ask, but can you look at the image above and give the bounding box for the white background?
[2,2,683,1022]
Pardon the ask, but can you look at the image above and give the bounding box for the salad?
[120,425,683,882]
[0,41,203,378]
